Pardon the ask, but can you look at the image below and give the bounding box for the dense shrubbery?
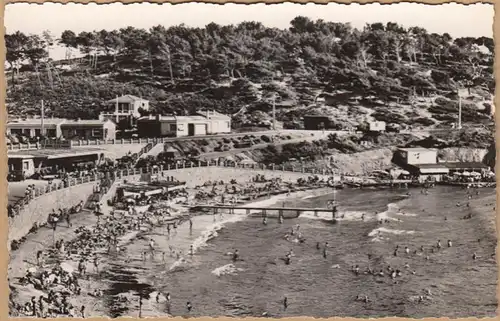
[5,18,494,129]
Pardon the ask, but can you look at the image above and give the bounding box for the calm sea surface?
[97,186,497,318]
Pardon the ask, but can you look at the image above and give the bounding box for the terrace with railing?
[8,160,332,217]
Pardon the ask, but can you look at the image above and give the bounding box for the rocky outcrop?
[438,147,489,163]
[482,143,496,171]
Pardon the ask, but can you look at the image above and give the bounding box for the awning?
[419,168,449,174]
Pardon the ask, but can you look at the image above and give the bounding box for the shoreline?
[8,167,496,317]
[8,172,330,317]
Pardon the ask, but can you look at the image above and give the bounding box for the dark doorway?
[188,123,195,136]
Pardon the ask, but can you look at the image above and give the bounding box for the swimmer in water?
[437,240,442,249]
[283,297,288,310]
[447,240,452,248]
[473,252,478,260]
[189,245,194,256]
[186,301,192,312]
[285,253,291,265]
[232,249,239,262]
[316,242,320,250]
[263,217,267,225]
[405,247,410,255]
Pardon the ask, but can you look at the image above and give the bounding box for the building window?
[170,124,177,132]
[46,129,56,137]
[226,121,230,128]
[23,161,29,170]
[10,129,22,136]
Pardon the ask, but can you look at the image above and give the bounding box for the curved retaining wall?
[8,182,96,244]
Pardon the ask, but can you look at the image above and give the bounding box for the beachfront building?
[100,95,150,123]
[405,163,450,182]
[137,111,232,137]
[60,119,117,141]
[8,147,105,179]
[442,162,490,176]
[396,147,439,165]
[7,118,66,138]
[392,147,443,182]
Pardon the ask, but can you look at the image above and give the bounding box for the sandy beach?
[9,169,497,318]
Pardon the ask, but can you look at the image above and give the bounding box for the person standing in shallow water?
[283,297,288,311]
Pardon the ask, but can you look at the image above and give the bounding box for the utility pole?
[457,86,462,130]
[41,100,45,137]
[115,95,119,124]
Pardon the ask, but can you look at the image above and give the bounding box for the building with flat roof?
[137,111,231,138]
[405,163,450,182]
[396,147,438,165]
[7,118,66,138]
[60,119,116,141]
[8,147,105,179]
[196,110,231,134]
[369,121,386,132]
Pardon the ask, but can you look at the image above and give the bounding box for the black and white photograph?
[5,2,497,318]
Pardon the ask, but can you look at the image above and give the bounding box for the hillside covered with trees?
[5,17,495,130]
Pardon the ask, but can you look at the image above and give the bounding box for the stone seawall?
[8,167,321,245]
[8,183,95,244]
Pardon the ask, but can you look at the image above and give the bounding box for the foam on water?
[211,263,244,277]
[368,227,416,238]
[299,209,368,222]
[191,214,247,251]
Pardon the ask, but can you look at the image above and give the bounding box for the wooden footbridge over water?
[189,204,336,218]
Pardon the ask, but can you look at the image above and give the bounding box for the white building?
[197,110,231,134]
[137,110,231,137]
[369,121,386,132]
[397,147,438,165]
[7,118,66,138]
[100,95,150,122]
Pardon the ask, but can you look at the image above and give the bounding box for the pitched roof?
[107,95,148,104]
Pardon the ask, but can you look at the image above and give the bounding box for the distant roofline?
[398,147,438,152]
